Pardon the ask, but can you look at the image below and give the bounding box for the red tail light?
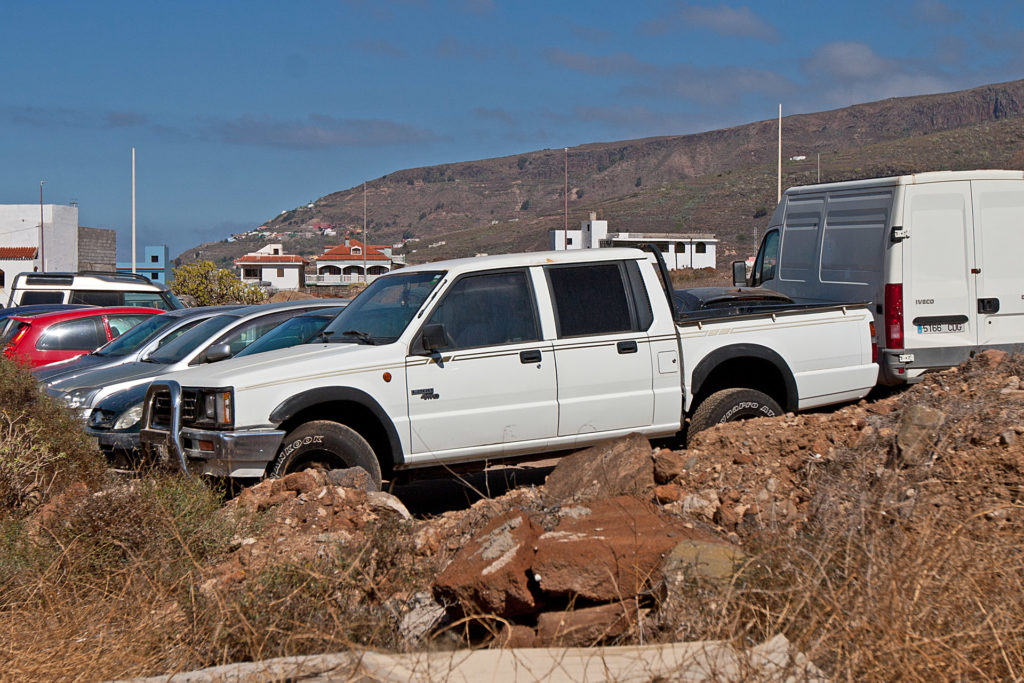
[4,324,30,359]
[869,321,878,363]
[884,283,904,350]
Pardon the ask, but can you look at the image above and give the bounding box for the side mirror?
[203,343,233,363]
[419,323,448,354]
[732,261,748,287]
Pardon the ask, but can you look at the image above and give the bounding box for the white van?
[739,170,1024,385]
[6,271,185,311]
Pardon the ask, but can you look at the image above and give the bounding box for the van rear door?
[901,181,977,358]
[971,179,1024,348]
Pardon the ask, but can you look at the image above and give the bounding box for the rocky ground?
[10,349,1023,680]
[175,348,1024,657]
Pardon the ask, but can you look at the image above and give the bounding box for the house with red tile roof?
[234,244,309,291]
[310,237,395,285]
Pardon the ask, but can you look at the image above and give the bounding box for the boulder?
[535,601,637,647]
[652,449,688,483]
[532,496,721,602]
[433,512,542,618]
[326,466,376,491]
[543,433,655,505]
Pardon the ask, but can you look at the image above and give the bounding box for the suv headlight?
[183,388,234,429]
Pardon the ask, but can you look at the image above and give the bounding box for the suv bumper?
[140,425,285,478]
[139,380,284,478]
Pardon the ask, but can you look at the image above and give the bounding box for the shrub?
[171,261,267,305]
[0,358,106,517]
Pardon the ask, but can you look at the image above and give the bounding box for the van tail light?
[884,283,904,350]
[869,321,878,363]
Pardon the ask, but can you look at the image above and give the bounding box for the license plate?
[916,323,964,334]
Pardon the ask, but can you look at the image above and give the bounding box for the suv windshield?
[234,308,344,358]
[144,314,238,364]
[93,314,175,357]
[320,271,444,344]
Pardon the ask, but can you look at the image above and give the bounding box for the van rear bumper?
[879,343,1024,385]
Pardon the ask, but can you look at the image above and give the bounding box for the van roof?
[786,169,1024,196]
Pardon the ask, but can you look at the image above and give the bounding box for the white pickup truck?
[139,248,878,487]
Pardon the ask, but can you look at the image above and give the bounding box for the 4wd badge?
[412,388,440,400]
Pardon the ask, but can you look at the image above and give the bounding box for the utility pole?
[132,147,137,273]
[39,181,46,271]
[564,147,568,233]
[777,104,782,203]
[362,182,367,284]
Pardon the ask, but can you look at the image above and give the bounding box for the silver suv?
[6,271,185,310]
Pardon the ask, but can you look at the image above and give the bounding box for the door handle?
[617,340,638,354]
[978,298,1000,314]
[520,349,542,364]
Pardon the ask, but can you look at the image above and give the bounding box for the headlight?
[183,388,234,429]
[66,388,99,410]
[113,403,144,430]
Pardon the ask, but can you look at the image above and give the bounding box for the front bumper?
[140,426,285,477]
[139,380,285,478]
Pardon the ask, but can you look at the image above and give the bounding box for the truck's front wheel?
[269,420,382,488]
[687,388,782,446]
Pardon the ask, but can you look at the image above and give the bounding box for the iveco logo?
[915,299,935,305]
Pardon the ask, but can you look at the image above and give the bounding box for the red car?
[2,307,163,368]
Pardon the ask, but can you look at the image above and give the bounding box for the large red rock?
[433,511,542,618]
[532,496,721,602]
[543,433,655,505]
[535,601,637,647]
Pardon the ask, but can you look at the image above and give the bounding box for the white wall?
[260,265,302,290]
[0,204,79,271]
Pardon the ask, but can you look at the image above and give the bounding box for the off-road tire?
[687,388,782,446]
[269,420,382,488]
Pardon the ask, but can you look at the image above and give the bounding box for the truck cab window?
[547,263,634,337]
[423,270,538,350]
[752,230,780,286]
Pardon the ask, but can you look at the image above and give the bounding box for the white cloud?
[642,2,780,42]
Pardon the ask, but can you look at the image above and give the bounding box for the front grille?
[150,389,172,429]
[181,390,199,425]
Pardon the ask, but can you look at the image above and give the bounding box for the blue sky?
[2,0,1022,260]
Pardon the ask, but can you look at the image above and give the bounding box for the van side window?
[752,230,780,286]
[547,262,635,337]
[19,291,64,305]
[71,291,123,306]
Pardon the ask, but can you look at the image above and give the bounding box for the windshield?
[320,271,444,344]
[93,314,175,357]
[144,314,238,364]
[234,308,343,357]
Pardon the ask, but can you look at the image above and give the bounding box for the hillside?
[179,79,1024,270]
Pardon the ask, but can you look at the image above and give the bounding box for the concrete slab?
[118,634,824,682]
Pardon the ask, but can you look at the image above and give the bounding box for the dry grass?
[3,352,1024,680]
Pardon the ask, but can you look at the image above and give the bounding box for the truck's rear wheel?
[687,388,782,446]
[269,420,382,489]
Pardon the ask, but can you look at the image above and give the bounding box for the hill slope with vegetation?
[180,79,1024,269]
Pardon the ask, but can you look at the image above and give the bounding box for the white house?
[308,237,396,285]
[549,213,717,270]
[0,203,117,302]
[235,243,309,291]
